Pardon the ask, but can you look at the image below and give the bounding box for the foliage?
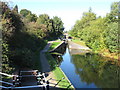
[1,1,27,73]
[2,42,14,74]
[111,2,119,17]
[104,22,118,53]
[52,16,64,37]
[12,5,18,13]
[26,13,37,22]
[20,9,38,22]
[69,2,118,54]
[36,14,50,25]
[36,14,64,39]
[20,9,31,17]
[1,1,64,73]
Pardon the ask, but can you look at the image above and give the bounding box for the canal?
[60,47,119,88]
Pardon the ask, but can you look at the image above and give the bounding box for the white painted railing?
[20,70,38,73]
[0,85,48,89]
[0,71,49,90]
[0,72,16,77]
[12,85,46,89]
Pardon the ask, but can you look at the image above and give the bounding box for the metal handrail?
[0,71,49,90]
[0,72,17,77]
[20,70,38,72]
[0,84,48,89]
[0,81,13,86]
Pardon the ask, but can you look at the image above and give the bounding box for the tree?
[36,15,64,39]
[36,14,50,25]
[106,2,119,23]
[52,16,64,36]
[1,2,37,73]
[111,2,119,17]
[26,13,37,22]
[1,1,65,74]
[1,1,25,73]
[12,5,18,13]
[69,2,118,54]
[69,9,96,38]
[20,9,31,17]
[104,22,118,53]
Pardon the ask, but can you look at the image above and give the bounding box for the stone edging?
[59,67,75,89]
[50,41,64,51]
[47,41,75,89]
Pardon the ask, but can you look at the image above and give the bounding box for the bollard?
[12,76,16,87]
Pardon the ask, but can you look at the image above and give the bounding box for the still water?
[60,48,119,88]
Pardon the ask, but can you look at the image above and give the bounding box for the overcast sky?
[5,0,119,31]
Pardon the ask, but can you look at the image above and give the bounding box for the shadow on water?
[50,44,67,66]
[60,48,120,88]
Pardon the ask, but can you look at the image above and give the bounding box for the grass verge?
[72,38,87,47]
[49,41,61,51]
[72,37,118,60]
[46,52,73,89]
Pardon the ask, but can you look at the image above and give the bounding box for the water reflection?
[52,54,63,66]
[69,48,90,55]
[50,42,67,55]
[71,51,119,88]
[61,48,120,88]
[50,43,67,66]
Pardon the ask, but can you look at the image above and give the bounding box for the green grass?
[53,67,73,89]
[46,53,73,89]
[49,41,61,51]
[72,38,87,47]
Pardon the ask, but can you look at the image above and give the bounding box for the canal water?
[60,48,119,88]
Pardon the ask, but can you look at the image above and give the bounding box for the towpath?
[68,41,90,50]
[40,42,61,88]
[40,42,51,72]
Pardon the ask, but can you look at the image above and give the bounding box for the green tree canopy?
[26,13,37,22]
[20,9,31,17]
[69,2,118,54]
[36,14,50,25]
[53,16,64,36]
[111,2,119,16]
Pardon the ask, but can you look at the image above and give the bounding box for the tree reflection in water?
[50,43,67,66]
[72,53,119,88]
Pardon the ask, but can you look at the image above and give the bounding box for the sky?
[4,0,119,31]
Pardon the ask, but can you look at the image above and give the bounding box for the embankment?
[47,41,74,89]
